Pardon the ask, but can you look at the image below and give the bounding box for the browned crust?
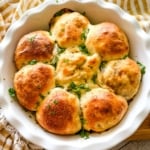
[50,11,90,48]
[81,88,128,132]
[15,30,54,69]
[85,22,129,61]
[101,58,141,100]
[36,88,81,135]
[14,63,55,111]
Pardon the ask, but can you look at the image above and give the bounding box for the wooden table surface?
[128,114,150,141]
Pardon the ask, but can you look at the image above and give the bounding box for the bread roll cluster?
[13,9,141,135]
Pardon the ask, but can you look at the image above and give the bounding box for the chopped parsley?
[137,61,146,75]
[56,83,64,88]
[50,56,58,68]
[8,88,16,98]
[57,46,65,54]
[54,9,66,17]
[80,117,86,125]
[28,35,37,42]
[68,82,90,98]
[92,74,97,83]
[79,129,90,139]
[99,61,107,70]
[78,44,89,55]
[53,99,58,105]
[39,94,45,100]
[122,54,128,59]
[49,31,52,36]
[79,116,90,139]
[81,28,89,41]
[28,59,38,65]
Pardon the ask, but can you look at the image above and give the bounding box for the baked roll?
[80,88,128,132]
[12,9,143,136]
[85,22,129,61]
[55,50,100,86]
[50,10,90,48]
[36,88,81,135]
[100,58,141,100]
[14,63,55,111]
[15,30,54,69]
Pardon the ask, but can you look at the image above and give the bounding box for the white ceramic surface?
[0,0,150,150]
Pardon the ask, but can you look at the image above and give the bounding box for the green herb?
[63,59,69,63]
[79,129,90,139]
[56,83,63,88]
[54,9,66,17]
[80,117,86,125]
[8,88,16,98]
[28,59,38,65]
[47,104,56,115]
[39,94,45,100]
[53,99,58,105]
[78,84,90,91]
[68,82,81,98]
[44,61,50,64]
[68,82,90,98]
[55,0,59,3]
[78,44,89,55]
[50,56,58,68]
[137,61,146,75]
[99,61,107,70]
[36,101,41,108]
[28,35,37,42]
[92,74,97,83]
[122,54,128,59]
[81,28,89,41]
[57,46,65,54]
[49,31,52,36]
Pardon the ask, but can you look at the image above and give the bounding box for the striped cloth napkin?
[0,0,150,149]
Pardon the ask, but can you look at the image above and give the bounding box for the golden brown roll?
[36,88,81,135]
[12,9,143,136]
[50,10,90,48]
[85,22,129,61]
[14,63,55,111]
[15,30,54,69]
[100,58,141,100]
[80,88,128,132]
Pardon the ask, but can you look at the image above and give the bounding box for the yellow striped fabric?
[0,0,150,42]
[0,0,149,149]
[105,0,150,32]
[0,1,18,40]
[12,0,44,22]
[0,13,5,41]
